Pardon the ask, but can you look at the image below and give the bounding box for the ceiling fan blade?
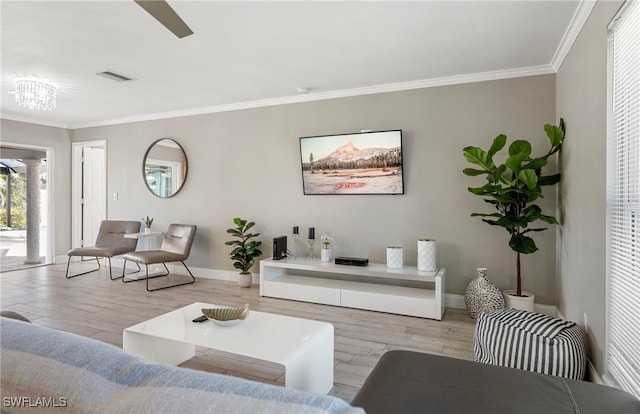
[134,0,193,39]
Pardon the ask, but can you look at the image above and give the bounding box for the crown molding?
[4,0,591,132]
[68,64,554,130]
[1,113,67,129]
[551,0,597,71]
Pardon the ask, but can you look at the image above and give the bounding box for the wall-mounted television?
[299,130,404,195]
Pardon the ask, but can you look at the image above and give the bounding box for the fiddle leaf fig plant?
[463,119,565,297]
[225,217,262,275]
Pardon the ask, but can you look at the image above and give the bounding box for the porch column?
[23,159,41,264]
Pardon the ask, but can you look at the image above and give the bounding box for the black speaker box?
[272,236,287,260]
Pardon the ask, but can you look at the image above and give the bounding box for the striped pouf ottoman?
[474,308,587,380]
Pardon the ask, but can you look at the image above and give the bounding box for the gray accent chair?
[122,224,197,291]
[66,220,141,280]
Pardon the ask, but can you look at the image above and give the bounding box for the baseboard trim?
[445,293,466,310]
[166,264,253,284]
[107,259,257,285]
[533,303,558,317]
[444,293,558,317]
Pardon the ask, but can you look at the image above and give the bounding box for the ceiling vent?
[96,70,135,82]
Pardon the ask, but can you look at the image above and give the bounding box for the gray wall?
[556,0,622,375]
[0,119,72,258]
[71,74,558,302]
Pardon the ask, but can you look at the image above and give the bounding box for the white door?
[82,147,106,246]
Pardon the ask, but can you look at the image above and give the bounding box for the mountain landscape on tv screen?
[301,141,403,194]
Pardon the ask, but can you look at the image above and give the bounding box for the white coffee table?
[123,302,334,394]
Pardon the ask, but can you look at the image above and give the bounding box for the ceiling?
[1,1,586,129]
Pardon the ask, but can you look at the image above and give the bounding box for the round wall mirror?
[143,138,188,198]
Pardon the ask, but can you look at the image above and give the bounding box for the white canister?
[387,246,403,269]
[417,239,436,272]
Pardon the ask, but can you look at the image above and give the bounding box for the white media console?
[259,258,445,320]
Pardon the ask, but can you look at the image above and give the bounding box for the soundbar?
[335,257,369,266]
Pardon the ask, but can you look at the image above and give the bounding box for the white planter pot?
[321,248,332,262]
[144,227,152,234]
[503,290,535,312]
[238,273,252,288]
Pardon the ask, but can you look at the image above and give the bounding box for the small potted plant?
[225,217,263,287]
[142,216,154,233]
[462,120,565,311]
[320,233,333,262]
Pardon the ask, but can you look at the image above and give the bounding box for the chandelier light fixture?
[14,79,57,111]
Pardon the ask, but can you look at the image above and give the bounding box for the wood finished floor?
[0,263,476,403]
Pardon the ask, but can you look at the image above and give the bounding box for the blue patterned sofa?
[0,316,362,414]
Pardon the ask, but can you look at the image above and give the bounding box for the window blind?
[607,0,640,399]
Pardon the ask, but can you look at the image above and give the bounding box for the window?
[607,0,640,399]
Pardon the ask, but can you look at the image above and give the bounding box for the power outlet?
[583,313,588,331]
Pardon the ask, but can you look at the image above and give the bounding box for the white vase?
[321,248,332,262]
[503,290,535,312]
[387,246,403,269]
[144,227,152,234]
[417,239,436,272]
[238,273,252,288]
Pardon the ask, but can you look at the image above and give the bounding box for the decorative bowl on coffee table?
[201,304,249,326]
